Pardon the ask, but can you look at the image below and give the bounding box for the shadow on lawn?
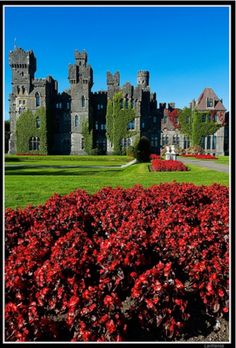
[5,167,119,176]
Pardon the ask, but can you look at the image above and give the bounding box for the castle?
[8,47,228,156]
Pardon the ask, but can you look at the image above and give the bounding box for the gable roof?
[195,87,226,111]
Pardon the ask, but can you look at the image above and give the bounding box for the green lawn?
[5,155,132,167]
[5,161,229,209]
[216,156,230,165]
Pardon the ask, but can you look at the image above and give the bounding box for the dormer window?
[207,97,213,108]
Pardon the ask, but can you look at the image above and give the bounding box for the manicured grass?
[5,163,229,209]
[217,156,230,165]
[5,155,132,166]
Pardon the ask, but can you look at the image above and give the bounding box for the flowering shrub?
[181,154,197,158]
[151,159,189,172]
[5,183,229,341]
[195,154,218,160]
[181,154,218,159]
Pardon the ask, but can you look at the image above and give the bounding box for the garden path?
[178,157,229,173]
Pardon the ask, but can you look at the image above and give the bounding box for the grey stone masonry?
[8,47,229,156]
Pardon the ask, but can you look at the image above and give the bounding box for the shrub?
[150,154,160,160]
[151,159,189,172]
[134,136,151,162]
[5,184,229,341]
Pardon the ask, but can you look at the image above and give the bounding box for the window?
[173,135,179,146]
[131,100,135,108]
[67,102,70,110]
[212,135,217,149]
[186,116,190,124]
[120,100,123,109]
[97,104,100,110]
[201,114,206,122]
[127,138,132,146]
[75,115,79,127]
[101,124,106,130]
[125,99,129,108]
[35,92,40,107]
[213,113,218,122]
[207,98,213,108]
[128,120,135,130]
[153,116,157,124]
[151,136,158,147]
[17,86,20,94]
[95,121,99,130]
[81,96,85,107]
[200,136,205,149]
[141,122,145,129]
[163,115,167,124]
[81,138,84,149]
[162,134,168,145]
[29,137,40,151]
[100,104,104,110]
[22,100,25,105]
[36,116,40,129]
[207,135,211,149]
[22,86,25,94]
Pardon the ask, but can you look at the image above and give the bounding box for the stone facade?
[160,89,228,156]
[8,47,228,156]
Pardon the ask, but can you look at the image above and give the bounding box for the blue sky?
[4,5,230,119]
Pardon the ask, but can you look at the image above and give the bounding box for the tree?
[106,92,136,154]
[178,108,222,147]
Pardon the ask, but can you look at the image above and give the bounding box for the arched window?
[29,137,40,151]
[36,116,40,129]
[22,86,25,94]
[35,92,40,107]
[17,86,20,94]
[81,96,85,107]
[75,115,79,127]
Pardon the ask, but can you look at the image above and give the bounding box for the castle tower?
[8,48,36,153]
[106,71,120,99]
[137,71,149,88]
[69,50,93,154]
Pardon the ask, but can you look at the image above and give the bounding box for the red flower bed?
[181,154,218,160]
[151,159,188,172]
[195,154,218,160]
[5,184,229,342]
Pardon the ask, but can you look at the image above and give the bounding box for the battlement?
[9,48,36,70]
[75,50,87,66]
[93,91,107,96]
[107,71,120,87]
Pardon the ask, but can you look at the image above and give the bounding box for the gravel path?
[178,157,229,173]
